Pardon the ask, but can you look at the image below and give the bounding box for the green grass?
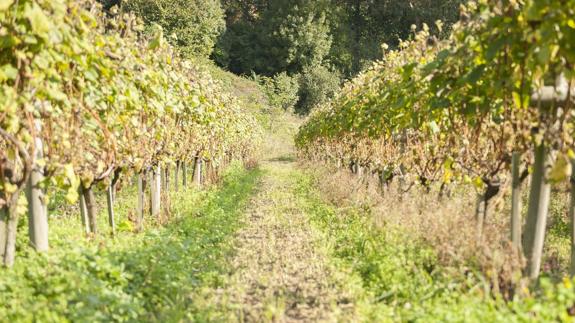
[0,163,263,322]
[294,171,575,322]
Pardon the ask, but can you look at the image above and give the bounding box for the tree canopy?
[215,0,463,77]
[123,0,226,58]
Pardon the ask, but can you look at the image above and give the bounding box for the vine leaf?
[548,153,571,184]
[0,0,14,11]
[25,3,52,36]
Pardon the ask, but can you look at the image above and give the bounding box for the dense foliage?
[328,0,463,76]
[256,72,300,112]
[215,0,463,114]
[0,0,261,266]
[216,0,463,77]
[296,65,342,115]
[297,0,575,190]
[122,0,226,58]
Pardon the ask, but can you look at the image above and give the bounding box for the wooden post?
[26,122,48,251]
[175,161,180,192]
[378,170,387,195]
[522,74,568,279]
[83,186,98,234]
[137,172,145,231]
[0,202,7,262]
[151,166,161,218]
[3,203,19,267]
[193,157,202,188]
[476,180,501,243]
[511,152,522,249]
[569,159,575,276]
[164,166,170,192]
[106,184,116,237]
[475,192,487,242]
[79,186,90,235]
[182,162,187,188]
[523,143,551,279]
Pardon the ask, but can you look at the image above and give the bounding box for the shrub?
[296,65,341,115]
[258,72,300,111]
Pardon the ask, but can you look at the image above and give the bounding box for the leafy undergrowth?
[0,163,262,322]
[296,172,575,322]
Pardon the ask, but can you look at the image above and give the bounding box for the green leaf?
[512,92,528,109]
[0,64,18,81]
[25,3,52,36]
[148,24,164,50]
[465,65,485,84]
[46,86,67,102]
[65,188,79,204]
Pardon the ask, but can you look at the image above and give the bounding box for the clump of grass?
[305,163,526,297]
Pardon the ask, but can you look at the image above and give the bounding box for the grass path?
[198,116,364,322]
[220,160,356,322]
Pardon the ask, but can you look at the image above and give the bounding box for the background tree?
[123,0,226,58]
[215,0,331,76]
[328,0,463,76]
[217,0,462,77]
[216,0,463,114]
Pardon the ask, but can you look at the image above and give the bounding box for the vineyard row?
[296,0,575,281]
[0,0,262,266]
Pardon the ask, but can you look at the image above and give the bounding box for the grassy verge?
[295,170,575,322]
[0,163,263,322]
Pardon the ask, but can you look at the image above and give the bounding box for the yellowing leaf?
[4,182,17,194]
[0,0,14,11]
[548,153,572,183]
[148,24,164,50]
[428,121,440,134]
[65,188,79,204]
[512,92,527,109]
[81,173,94,188]
[0,64,18,81]
[190,96,201,108]
[16,195,27,215]
[64,164,76,182]
[473,176,484,190]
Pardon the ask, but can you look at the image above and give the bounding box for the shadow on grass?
[266,155,297,163]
